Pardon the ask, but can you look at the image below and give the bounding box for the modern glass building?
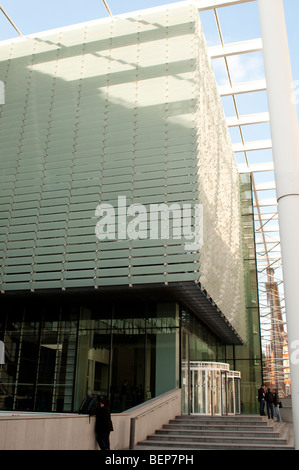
[0,3,262,415]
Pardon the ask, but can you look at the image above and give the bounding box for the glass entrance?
[186,362,241,415]
[190,369,206,414]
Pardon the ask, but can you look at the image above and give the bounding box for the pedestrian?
[272,388,281,422]
[258,384,266,416]
[136,384,144,405]
[265,387,274,419]
[121,379,128,411]
[95,397,113,451]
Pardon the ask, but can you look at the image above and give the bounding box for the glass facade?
[0,303,78,412]
[184,362,241,416]
[0,298,181,413]
[0,297,238,414]
[0,4,262,419]
[234,173,263,413]
[0,175,262,415]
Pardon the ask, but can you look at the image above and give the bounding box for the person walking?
[272,388,281,422]
[120,379,128,411]
[95,397,113,451]
[265,387,274,420]
[258,384,266,416]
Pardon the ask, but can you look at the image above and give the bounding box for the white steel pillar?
[258,0,299,449]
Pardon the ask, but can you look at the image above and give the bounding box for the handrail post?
[129,417,136,450]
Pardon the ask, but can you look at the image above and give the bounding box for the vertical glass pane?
[201,370,206,414]
[193,370,206,414]
[181,330,189,415]
[235,378,241,414]
[35,307,60,411]
[221,372,227,415]
[214,371,221,415]
[52,320,77,412]
[147,302,179,402]
[1,308,23,410]
[74,308,111,412]
[16,308,41,411]
[110,331,145,412]
[0,303,79,413]
[191,370,197,413]
[109,303,148,412]
[227,377,234,414]
[207,370,212,415]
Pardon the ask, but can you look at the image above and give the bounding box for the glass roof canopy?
[0,0,288,365]
[194,0,285,366]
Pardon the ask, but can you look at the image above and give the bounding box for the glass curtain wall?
[0,303,78,412]
[75,302,180,412]
[180,307,226,415]
[234,174,263,413]
[0,299,180,413]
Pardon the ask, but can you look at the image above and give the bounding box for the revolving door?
[183,362,241,415]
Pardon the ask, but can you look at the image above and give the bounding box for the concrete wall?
[0,389,181,450]
[280,398,293,423]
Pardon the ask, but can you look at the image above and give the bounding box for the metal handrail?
[134,394,180,420]
[129,391,180,449]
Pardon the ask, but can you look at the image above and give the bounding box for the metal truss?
[195,0,287,391]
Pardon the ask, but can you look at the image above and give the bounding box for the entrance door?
[190,369,206,414]
[187,362,241,416]
[214,370,221,415]
[221,371,227,415]
[235,378,241,414]
[208,370,221,416]
[227,376,234,414]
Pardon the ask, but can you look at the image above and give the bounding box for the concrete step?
[163,423,278,432]
[136,415,295,451]
[149,431,288,445]
[173,414,271,422]
[156,427,284,439]
[136,441,294,451]
[169,419,275,428]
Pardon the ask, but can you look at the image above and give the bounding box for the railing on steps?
[125,389,181,449]
[129,392,180,449]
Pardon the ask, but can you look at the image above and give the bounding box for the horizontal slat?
[0,2,245,346]
[218,79,267,96]
[209,38,262,59]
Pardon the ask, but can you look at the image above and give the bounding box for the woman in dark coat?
[95,397,113,451]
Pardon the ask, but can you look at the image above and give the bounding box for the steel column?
[258,0,299,449]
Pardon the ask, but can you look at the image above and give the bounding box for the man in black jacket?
[265,387,274,419]
[95,397,113,451]
[258,384,266,416]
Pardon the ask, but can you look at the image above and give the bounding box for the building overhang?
[112,281,245,346]
[1,280,244,346]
